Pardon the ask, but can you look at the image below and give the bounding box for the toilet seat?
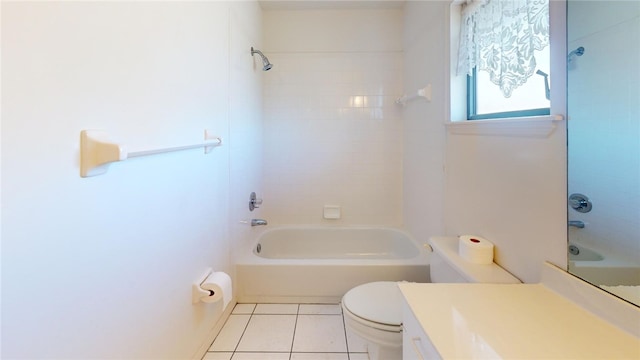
[341,281,402,333]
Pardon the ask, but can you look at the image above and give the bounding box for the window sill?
[445,115,564,138]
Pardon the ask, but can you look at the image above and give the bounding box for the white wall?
[567,1,640,264]
[442,2,568,283]
[1,2,261,358]
[261,9,404,225]
[443,126,567,283]
[228,2,266,272]
[401,1,448,245]
[401,1,567,283]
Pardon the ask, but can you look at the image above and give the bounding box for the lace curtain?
[457,0,549,98]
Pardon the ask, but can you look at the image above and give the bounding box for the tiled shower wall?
[567,2,640,262]
[262,9,404,225]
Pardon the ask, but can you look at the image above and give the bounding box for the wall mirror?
[566,1,640,306]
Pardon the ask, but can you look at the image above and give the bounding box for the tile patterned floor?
[203,303,370,360]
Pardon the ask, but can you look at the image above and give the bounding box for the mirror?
[567,1,640,306]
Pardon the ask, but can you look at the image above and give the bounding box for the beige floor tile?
[292,315,347,353]
[236,315,297,352]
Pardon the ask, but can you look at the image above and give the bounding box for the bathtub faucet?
[251,219,268,226]
[568,220,585,228]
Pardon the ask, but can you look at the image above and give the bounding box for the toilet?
[341,236,521,360]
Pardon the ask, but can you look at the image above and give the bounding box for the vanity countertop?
[399,282,640,359]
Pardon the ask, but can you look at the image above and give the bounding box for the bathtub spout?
[569,220,585,228]
[251,219,268,226]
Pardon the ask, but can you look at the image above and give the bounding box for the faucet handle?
[251,219,268,226]
[249,192,263,211]
[569,193,592,213]
[568,220,585,228]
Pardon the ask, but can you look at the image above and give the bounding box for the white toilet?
[341,236,520,360]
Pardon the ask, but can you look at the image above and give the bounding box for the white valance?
[457,0,549,98]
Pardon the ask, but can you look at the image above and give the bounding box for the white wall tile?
[401,1,447,246]
[264,9,402,53]
[261,33,404,226]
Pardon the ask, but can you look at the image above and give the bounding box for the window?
[457,0,550,120]
[468,47,551,119]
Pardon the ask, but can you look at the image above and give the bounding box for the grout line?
[341,309,353,360]
[230,307,254,355]
[229,352,281,355]
[218,303,355,360]
[288,304,300,360]
[207,311,244,354]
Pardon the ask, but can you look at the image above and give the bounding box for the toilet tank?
[428,237,521,284]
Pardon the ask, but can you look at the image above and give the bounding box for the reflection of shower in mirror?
[567,1,639,307]
[535,70,550,100]
[567,46,585,63]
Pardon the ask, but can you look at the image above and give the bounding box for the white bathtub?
[236,227,430,303]
[568,242,640,286]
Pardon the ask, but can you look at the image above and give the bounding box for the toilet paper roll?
[458,235,494,264]
[200,271,232,309]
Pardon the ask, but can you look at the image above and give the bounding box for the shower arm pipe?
[251,47,273,71]
[80,129,222,177]
[250,47,266,58]
[568,46,585,61]
[396,84,432,106]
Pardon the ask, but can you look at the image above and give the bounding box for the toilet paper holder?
[192,268,233,309]
[192,268,214,304]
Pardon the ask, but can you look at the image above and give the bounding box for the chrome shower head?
[568,46,585,63]
[251,47,273,71]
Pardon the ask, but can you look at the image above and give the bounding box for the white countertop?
[399,282,640,359]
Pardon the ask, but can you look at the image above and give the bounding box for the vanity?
[399,263,640,359]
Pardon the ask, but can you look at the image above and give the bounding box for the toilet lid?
[342,281,402,326]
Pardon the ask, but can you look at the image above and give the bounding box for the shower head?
[536,70,548,77]
[568,46,585,63]
[251,47,273,71]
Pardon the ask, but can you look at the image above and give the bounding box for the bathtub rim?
[569,241,638,268]
[236,225,429,265]
[568,241,640,286]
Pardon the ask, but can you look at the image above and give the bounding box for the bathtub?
[568,242,640,286]
[236,227,430,303]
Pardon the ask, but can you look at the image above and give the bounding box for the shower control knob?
[249,192,263,211]
[569,193,592,213]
